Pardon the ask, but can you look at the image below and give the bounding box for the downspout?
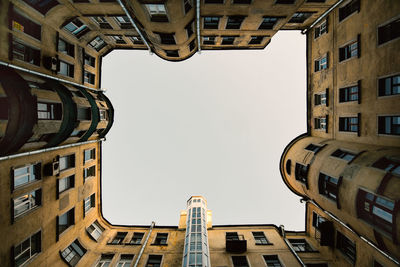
[279,225,306,267]
[0,60,103,92]
[307,200,400,266]
[301,0,346,34]
[133,221,155,267]
[196,0,201,53]
[116,0,152,53]
[0,139,104,161]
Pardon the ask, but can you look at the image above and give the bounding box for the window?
[312,212,326,229]
[100,109,107,120]
[114,16,132,29]
[221,36,235,45]
[14,231,41,267]
[378,18,400,45]
[86,220,104,241]
[231,256,249,267]
[306,264,328,267]
[318,173,340,202]
[13,189,41,219]
[130,232,144,244]
[110,232,127,244]
[22,0,58,15]
[58,38,75,57]
[146,255,162,267]
[153,233,168,245]
[372,157,400,175]
[289,239,314,252]
[63,18,89,38]
[165,50,179,57]
[259,17,279,29]
[289,12,313,23]
[314,19,327,39]
[84,193,95,215]
[184,0,193,13]
[226,16,245,29]
[128,36,143,44]
[378,116,400,135]
[13,163,41,189]
[145,4,168,22]
[252,232,269,244]
[249,36,265,45]
[314,92,327,105]
[185,22,194,38]
[378,75,400,96]
[286,159,291,175]
[374,261,384,267]
[84,54,95,67]
[233,0,251,3]
[314,54,328,71]
[339,0,360,22]
[58,175,75,194]
[37,102,62,120]
[117,255,134,267]
[339,40,359,61]
[295,163,308,185]
[77,107,91,120]
[189,40,196,51]
[12,38,40,66]
[89,36,107,51]
[314,117,326,130]
[336,231,356,264]
[306,0,326,2]
[305,143,323,153]
[276,0,295,3]
[226,232,239,241]
[339,85,359,102]
[97,254,114,267]
[331,149,356,161]
[158,33,176,45]
[84,148,95,163]
[59,61,74,78]
[357,189,396,235]
[84,71,95,85]
[12,8,41,40]
[60,154,75,171]
[205,0,223,3]
[339,116,359,132]
[203,36,216,45]
[203,16,220,29]
[58,208,75,237]
[61,239,86,267]
[91,16,112,29]
[263,255,282,267]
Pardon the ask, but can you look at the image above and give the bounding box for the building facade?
[0,0,399,266]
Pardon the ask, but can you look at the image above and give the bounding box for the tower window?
[318,173,340,202]
[338,0,360,22]
[289,12,313,23]
[339,39,359,61]
[294,163,308,185]
[252,232,269,245]
[12,163,41,189]
[378,75,400,96]
[378,18,400,45]
[226,16,245,29]
[331,149,356,161]
[232,256,249,267]
[13,189,42,219]
[86,220,104,241]
[259,17,279,30]
[289,239,314,252]
[372,157,400,175]
[145,4,168,22]
[60,239,86,267]
[312,211,326,229]
[146,255,162,267]
[339,116,359,132]
[263,255,282,267]
[336,232,356,264]
[153,233,168,245]
[305,143,324,153]
[63,18,89,38]
[14,231,41,267]
[378,116,400,135]
[203,17,220,29]
[165,50,179,57]
[339,85,359,102]
[57,208,75,238]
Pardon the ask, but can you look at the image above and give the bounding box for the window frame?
[231,255,250,267]
[63,18,90,39]
[109,232,128,245]
[203,16,220,29]
[338,0,360,23]
[14,230,41,267]
[58,60,74,78]
[339,84,360,103]
[84,148,96,163]
[252,231,270,245]
[57,174,75,196]
[377,115,400,136]
[13,188,42,220]
[86,220,105,241]
[288,238,315,252]
[145,254,163,267]
[60,239,86,267]
[12,162,41,190]
[60,154,75,172]
[314,18,328,39]
[318,172,342,206]
[377,16,400,46]
[338,116,359,133]
[372,157,400,176]
[314,53,328,72]
[378,74,400,97]
[330,149,357,162]
[152,232,168,245]
[339,37,360,62]
[130,232,145,245]
[83,193,95,215]
[294,163,309,187]
[57,208,75,239]
[336,231,356,264]
[263,254,283,267]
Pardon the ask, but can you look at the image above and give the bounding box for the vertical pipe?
[133,221,155,267]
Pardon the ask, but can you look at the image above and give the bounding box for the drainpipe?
[133,221,155,267]
[196,0,201,53]
[301,0,346,34]
[116,0,152,53]
[0,139,104,161]
[307,200,400,266]
[279,225,306,267]
[0,60,103,92]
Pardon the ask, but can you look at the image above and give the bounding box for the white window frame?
[145,4,167,15]
[14,230,41,267]
[14,189,40,219]
[87,221,104,241]
[314,19,327,39]
[13,163,40,189]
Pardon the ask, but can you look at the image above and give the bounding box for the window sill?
[13,179,41,193]
[58,187,74,199]
[151,243,168,246]
[255,243,274,246]
[13,206,41,223]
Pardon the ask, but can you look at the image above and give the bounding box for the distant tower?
[182,196,211,267]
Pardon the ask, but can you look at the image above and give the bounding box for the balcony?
[315,221,334,247]
[226,233,247,253]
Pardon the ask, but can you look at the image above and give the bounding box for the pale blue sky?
[101,31,307,230]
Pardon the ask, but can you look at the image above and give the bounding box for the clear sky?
[101,31,307,231]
